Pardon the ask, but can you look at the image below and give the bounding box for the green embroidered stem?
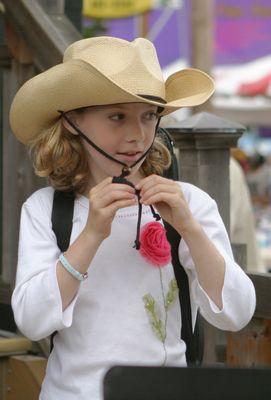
[142,274,179,366]
[162,341,167,366]
[143,293,166,343]
[159,268,168,365]
[165,278,179,311]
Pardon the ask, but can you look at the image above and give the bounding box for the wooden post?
[227,272,271,367]
[190,0,214,73]
[167,112,245,364]
[138,12,149,38]
[190,0,214,112]
[6,355,47,400]
[167,112,245,232]
[0,334,33,400]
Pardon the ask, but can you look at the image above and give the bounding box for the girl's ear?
[62,111,79,135]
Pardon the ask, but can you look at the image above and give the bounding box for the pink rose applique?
[139,222,172,267]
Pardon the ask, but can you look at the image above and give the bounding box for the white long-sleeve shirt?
[12,183,256,400]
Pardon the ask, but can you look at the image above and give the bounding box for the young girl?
[10,37,255,400]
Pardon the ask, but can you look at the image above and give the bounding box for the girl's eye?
[144,111,158,121]
[109,113,125,121]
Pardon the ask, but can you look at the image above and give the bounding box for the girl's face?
[69,103,159,188]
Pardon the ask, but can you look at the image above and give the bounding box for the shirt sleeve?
[178,183,256,332]
[12,189,80,341]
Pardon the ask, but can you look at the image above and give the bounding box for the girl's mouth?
[116,151,143,164]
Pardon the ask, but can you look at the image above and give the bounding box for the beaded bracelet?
[59,254,88,281]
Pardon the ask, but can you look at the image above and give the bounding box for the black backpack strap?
[52,191,75,252]
[163,220,202,365]
[157,127,179,181]
[51,191,75,351]
[158,127,203,364]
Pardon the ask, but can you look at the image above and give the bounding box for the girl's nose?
[126,121,145,142]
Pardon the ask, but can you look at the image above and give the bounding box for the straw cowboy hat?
[10,36,215,144]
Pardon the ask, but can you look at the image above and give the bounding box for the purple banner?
[215,0,271,64]
[83,0,271,67]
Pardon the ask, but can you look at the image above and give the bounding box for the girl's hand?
[136,175,198,235]
[85,177,137,240]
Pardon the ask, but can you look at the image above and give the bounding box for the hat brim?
[10,59,215,144]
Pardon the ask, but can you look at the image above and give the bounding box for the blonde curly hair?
[30,116,171,195]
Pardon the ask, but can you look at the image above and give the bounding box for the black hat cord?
[59,110,161,250]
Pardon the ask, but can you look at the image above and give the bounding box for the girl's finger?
[91,189,136,209]
[135,174,171,191]
[90,176,112,194]
[140,183,179,202]
[106,198,138,215]
[91,180,135,197]
[140,191,180,206]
